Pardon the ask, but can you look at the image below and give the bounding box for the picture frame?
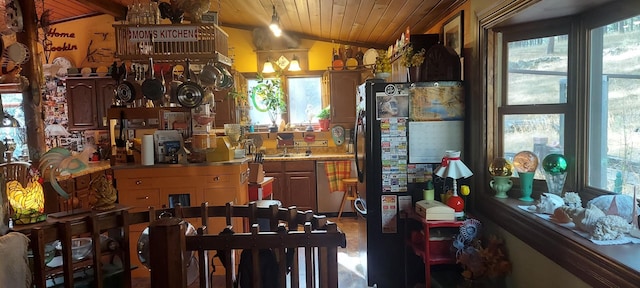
[442,11,464,57]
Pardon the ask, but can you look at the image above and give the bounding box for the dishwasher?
[316,160,356,214]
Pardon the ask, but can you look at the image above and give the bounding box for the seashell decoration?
[591,214,632,241]
[573,204,606,233]
[536,193,564,214]
[588,195,636,223]
[550,207,572,224]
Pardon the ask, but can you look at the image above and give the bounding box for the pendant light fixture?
[288,55,301,71]
[262,59,275,73]
[269,5,282,37]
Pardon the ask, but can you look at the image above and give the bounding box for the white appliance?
[316,160,357,214]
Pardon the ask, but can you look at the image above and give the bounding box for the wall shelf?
[113,24,229,64]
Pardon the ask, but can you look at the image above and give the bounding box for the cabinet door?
[329,71,360,127]
[264,171,286,206]
[66,79,98,130]
[213,90,235,127]
[95,78,116,129]
[286,171,317,211]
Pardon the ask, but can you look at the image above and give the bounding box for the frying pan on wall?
[141,57,165,101]
[176,59,204,108]
[115,63,136,103]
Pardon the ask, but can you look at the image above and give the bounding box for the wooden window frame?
[473,0,640,287]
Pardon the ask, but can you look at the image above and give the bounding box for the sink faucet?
[283,146,288,156]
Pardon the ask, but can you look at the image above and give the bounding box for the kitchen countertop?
[56,160,111,181]
[259,153,354,161]
[111,157,252,170]
[109,153,354,170]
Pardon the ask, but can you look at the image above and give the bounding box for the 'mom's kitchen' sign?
[128,26,199,42]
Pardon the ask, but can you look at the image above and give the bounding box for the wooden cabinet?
[213,90,235,127]
[263,160,316,211]
[324,70,361,128]
[45,168,113,213]
[66,77,115,130]
[113,163,248,277]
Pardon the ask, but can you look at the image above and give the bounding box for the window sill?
[476,195,640,287]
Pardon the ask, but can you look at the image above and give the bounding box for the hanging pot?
[141,57,165,101]
[176,59,204,108]
[199,60,219,88]
[115,63,136,103]
[215,62,234,90]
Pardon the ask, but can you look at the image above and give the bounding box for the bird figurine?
[38,147,95,199]
[7,172,45,224]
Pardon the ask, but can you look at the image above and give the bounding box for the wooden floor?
[131,215,368,288]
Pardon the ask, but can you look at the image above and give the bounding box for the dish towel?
[0,232,31,288]
[325,161,352,193]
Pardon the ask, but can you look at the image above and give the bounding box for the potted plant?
[317,105,331,131]
[253,74,286,132]
[400,44,426,81]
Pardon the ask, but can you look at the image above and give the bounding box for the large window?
[247,75,323,127]
[588,15,640,195]
[497,14,640,197]
[500,34,569,180]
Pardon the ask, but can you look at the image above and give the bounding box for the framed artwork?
[442,11,464,57]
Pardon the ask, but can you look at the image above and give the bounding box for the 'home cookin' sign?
[128,26,199,42]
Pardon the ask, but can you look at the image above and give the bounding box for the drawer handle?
[212,176,220,182]
[136,180,142,185]
[136,196,149,200]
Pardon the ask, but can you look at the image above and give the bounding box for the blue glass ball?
[542,154,567,175]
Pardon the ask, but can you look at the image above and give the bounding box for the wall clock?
[332,125,345,146]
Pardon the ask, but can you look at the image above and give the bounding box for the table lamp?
[434,150,473,218]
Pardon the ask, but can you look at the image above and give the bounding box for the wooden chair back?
[146,203,347,288]
[0,161,31,186]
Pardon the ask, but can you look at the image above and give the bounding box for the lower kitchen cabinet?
[44,167,113,214]
[113,163,248,277]
[263,160,316,211]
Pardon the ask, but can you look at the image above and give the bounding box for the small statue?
[89,174,117,211]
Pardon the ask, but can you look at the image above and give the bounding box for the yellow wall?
[46,14,118,68]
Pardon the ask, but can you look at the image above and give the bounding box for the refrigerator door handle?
[355,110,364,182]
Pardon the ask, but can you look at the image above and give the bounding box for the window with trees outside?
[247,76,323,128]
[498,13,640,198]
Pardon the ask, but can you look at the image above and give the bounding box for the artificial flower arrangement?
[400,44,426,68]
[453,218,511,283]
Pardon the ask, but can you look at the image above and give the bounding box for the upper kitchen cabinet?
[213,71,247,127]
[66,77,115,130]
[324,70,361,128]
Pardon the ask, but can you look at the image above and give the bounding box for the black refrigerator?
[355,80,465,287]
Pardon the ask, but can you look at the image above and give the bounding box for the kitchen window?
[247,75,323,127]
[497,13,640,197]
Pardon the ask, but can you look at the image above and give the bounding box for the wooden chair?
[0,161,31,186]
[146,203,347,288]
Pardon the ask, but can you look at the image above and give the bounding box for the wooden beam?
[78,0,127,20]
[18,0,46,161]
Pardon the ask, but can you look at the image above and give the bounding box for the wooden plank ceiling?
[36,0,466,48]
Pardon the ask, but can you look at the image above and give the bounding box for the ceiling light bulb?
[269,5,282,37]
[272,27,282,37]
